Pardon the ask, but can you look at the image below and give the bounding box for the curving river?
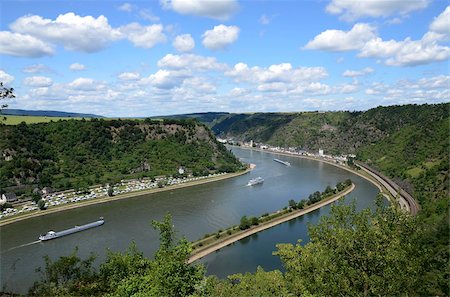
[0,147,379,293]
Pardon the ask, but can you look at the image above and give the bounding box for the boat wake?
[4,240,41,253]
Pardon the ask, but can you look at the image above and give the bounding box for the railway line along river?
[0,147,379,294]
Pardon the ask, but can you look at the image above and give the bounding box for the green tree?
[239,216,250,230]
[288,199,297,209]
[0,82,15,121]
[275,199,426,296]
[202,267,289,297]
[37,199,46,210]
[113,214,205,297]
[29,248,97,296]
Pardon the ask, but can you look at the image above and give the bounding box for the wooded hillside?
[0,118,243,193]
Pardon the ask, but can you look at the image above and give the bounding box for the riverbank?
[188,182,355,263]
[0,168,252,227]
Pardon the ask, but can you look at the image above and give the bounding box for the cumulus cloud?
[0,70,15,85]
[69,77,106,91]
[157,54,226,71]
[10,13,122,53]
[429,6,450,40]
[160,0,238,20]
[173,34,195,52]
[0,31,54,57]
[118,72,141,81]
[23,76,53,87]
[23,64,51,74]
[118,23,166,48]
[305,18,450,67]
[2,13,167,57]
[69,63,87,71]
[359,35,450,66]
[226,62,329,95]
[304,23,376,51]
[141,69,188,89]
[326,0,430,21]
[202,24,240,50]
[342,67,374,77]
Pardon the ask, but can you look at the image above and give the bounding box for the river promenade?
[189,183,355,263]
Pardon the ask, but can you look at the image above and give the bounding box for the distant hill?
[152,112,229,127]
[1,109,103,118]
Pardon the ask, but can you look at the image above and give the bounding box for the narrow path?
[188,183,355,263]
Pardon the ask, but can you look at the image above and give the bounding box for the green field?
[2,115,84,125]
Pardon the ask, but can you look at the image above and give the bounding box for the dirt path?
[188,183,355,263]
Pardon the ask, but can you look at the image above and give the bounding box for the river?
[0,147,379,293]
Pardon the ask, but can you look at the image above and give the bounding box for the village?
[218,138,356,166]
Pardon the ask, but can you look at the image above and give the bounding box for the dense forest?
[0,118,243,194]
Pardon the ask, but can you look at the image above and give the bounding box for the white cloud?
[304,23,376,51]
[173,34,195,52]
[359,35,450,66]
[141,70,188,89]
[160,0,238,20]
[69,63,87,71]
[23,64,51,74]
[10,13,121,53]
[0,31,54,57]
[0,70,15,85]
[157,54,226,71]
[119,23,166,48]
[118,3,134,12]
[118,72,141,81]
[226,62,328,94]
[429,6,450,40]
[202,24,240,50]
[342,67,374,77]
[69,77,106,91]
[326,0,430,21]
[23,76,53,87]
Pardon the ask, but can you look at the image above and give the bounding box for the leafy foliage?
[0,118,243,192]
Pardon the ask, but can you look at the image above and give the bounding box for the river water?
[0,147,379,293]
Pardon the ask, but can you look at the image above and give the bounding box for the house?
[42,187,53,196]
[1,193,17,203]
[178,167,185,175]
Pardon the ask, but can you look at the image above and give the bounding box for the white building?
[178,167,185,175]
[319,149,324,157]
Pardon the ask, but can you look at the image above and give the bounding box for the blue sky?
[0,0,448,117]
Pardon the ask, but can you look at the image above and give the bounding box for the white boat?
[247,177,264,186]
[274,158,291,166]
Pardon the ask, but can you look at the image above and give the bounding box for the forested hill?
[211,104,448,155]
[211,103,449,208]
[0,118,243,192]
